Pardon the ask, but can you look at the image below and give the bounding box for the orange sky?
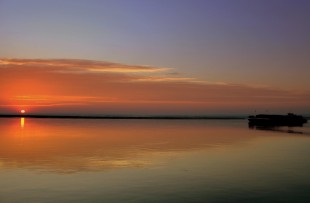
[0,58,309,115]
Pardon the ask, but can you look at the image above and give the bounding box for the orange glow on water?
[0,119,255,172]
[20,117,25,128]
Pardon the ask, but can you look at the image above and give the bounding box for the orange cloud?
[0,58,309,115]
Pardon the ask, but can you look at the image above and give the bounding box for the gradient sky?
[0,0,310,115]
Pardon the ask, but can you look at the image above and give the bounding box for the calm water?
[0,118,310,203]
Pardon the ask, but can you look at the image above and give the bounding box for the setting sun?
[0,1,309,203]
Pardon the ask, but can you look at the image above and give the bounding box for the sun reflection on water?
[20,117,25,128]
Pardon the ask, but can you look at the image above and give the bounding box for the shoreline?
[0,114,247,120]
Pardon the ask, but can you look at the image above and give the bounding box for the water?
[0,118,310,203]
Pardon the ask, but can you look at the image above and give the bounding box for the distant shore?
[0,114,247,120]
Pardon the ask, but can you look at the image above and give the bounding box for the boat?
[248,113,307,126]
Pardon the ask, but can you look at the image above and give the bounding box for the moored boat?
[248,113,307,126]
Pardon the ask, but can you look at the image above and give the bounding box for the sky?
[0,0,309,115]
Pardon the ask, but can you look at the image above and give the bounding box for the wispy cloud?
[0,58,170,73]
[133,76,195,82]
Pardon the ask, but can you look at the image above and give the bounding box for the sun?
[20,109,26,114]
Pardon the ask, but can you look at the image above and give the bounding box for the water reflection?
[20,117,25,128]
[0,118,254,173]
[249,125,304,135]
[1,119,310,203]
[1,118,309,174]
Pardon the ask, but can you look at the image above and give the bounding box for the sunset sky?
[0,0,309,115]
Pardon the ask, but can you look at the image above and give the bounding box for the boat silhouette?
[248,113,307,127]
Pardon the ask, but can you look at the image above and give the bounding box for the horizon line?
[0,114,247,120]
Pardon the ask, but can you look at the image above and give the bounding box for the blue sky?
[1,0,310,89]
